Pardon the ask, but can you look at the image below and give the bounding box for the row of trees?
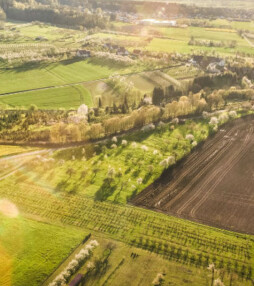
[189,37,237,48]
[49,239,99,286]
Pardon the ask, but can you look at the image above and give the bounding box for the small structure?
[76,50,91,58]
[35,36,47,41]
[69,274,83,286]
[139,19,177,27]
[243,76,254,89]
[207,63,220,74]
[116,47,129,56]
[133,49,141,55]
[189,58,198,66]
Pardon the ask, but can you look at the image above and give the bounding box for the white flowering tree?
[228,110,237,118]
[48,240,99,286]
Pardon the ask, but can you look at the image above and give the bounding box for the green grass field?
[110,21,254,55]
[0,214,86,286]
[0,85,93,109]
[0,60,128,95]
[0,22,85,46]
[146,26,254,55]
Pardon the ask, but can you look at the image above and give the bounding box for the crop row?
[1,178,253,272]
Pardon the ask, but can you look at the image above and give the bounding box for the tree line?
[0,0,109,29]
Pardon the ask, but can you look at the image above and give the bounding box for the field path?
[243,34,254,48]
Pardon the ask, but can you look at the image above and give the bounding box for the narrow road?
[0,149,51,162]
[243,34,254,48]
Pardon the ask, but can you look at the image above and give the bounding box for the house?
[112,44,119,50]
[76,50,91,58]
[189,58,198,66]
[35,36,47,41]
[117,47,129,56]
[139,19,177,27]
[69,274,83,286]
[218,59,225,67]
[207,63,220,74]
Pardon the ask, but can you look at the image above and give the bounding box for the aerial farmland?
[0,1,254,286]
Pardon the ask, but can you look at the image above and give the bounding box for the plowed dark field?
[132,116,254,234]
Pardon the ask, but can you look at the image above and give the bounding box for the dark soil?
[132,115,254,234]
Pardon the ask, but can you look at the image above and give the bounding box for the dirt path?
[243,34,254,48]
[132,116,254,234]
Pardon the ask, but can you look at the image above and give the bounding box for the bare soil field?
[132,116,254,234]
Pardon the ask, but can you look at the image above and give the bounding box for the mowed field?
[0,85,93,109]
[0,60,122,95]
[132,116,254,234]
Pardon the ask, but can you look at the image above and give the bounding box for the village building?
[76,50,91,58]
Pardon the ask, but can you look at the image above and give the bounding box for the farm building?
[116,47,129,56]
[69,273,83,286]
[243,76,254,89]
[76,50,91,58]
[139,19,177,27]
[35,36,48,41]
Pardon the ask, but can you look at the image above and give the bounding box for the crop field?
[133,116,254,234]
[0,172,253,285]
[0,214,86,286]
[0,117,254,284]
[0,85,92,109]
[1,13,254,286]
[44,235,221,286]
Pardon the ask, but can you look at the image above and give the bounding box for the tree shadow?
[143,172,152,184]
[56,179,69,192]
[95,179,117,201]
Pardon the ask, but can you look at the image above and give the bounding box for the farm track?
[132,116,254,234]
